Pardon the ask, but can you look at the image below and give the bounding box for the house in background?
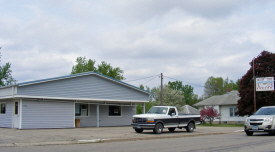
[0,72,150,129]
[194,91,247,124]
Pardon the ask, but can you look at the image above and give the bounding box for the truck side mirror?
[171,113,175,116]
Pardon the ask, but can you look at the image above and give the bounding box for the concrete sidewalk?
[0,126,244,147]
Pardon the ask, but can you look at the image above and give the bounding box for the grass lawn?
[199,123,244,127]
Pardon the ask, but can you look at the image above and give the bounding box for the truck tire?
[154,123,163,134]
[135,129,143,133]
[168,128,176,132]
[245,131,253,136]
[186,122,194,132]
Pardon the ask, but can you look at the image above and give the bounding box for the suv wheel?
[246,131,253,136]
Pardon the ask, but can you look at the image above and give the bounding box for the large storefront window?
[0,103,6,114]
[75,103,88,116]
[109,106,121,116]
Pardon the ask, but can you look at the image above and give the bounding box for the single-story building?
[0,72,150,129]
[193,91,247,124]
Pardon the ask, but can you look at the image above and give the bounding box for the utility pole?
[160,73,163,106]
[253,59,256,113]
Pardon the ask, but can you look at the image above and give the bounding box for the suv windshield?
[147,107,168,114]
[255,107,275,115]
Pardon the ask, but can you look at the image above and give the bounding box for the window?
[168,108,176,115]
[15,102,18,115]
[0,103,6,114]
[75,103,88,116]
[229,107,239,117]
[109,106,121,116]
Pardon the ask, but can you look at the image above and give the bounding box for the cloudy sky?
[1,0,275,96]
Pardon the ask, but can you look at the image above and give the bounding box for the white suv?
[244,106,275,136]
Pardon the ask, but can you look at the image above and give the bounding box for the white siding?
[0,100,13,128]
[220,105,247,122]
[0,87,14,97]
[21,100,75,129]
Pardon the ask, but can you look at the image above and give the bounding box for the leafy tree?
[168,81,198,105]
[139,84,150,92]
[203,77,224,98]
[0,62,17,86]
[136,85,153,114]
[151,84,185,110]
[71,57,125,80]
[203,77,240,98]
[200,106,221,125]
[71,57,96,74]
[97,61,125,80]
[192,94,203,105]
[238,51,275,116]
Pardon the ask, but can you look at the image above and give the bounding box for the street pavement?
[0,126,244,147]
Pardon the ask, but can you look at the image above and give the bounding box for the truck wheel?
[168,128,176,132]
[154,123,163,134]
[135,129,143,133]
[246,131,253,136]
[186,122,194,132]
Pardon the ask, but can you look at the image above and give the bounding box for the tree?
[200,106,221,125]
[168,81,198,105]
[136,85,153,114]
[0,62,17,86]
[71,57,125,80]
[71,57,96,74]
[203,77,224,98]
[151,84,185,110]
[238,51,275,116]
[97,61,125,80]
[203,76,240,98]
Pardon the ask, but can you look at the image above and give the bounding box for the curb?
[0,132,231,148]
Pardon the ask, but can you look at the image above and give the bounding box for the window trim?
[229,107,239,117]
[75,103,89,117]
[0,103,6,115]
[108,105,122,117]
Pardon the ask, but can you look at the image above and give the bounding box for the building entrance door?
[13,101,19,128]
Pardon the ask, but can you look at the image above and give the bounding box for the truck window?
[168,108,176,115]
[148,107,168,114]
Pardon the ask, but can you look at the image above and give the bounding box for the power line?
[124,74,160,83]
[163,76,205,88]
[142,75,159,85]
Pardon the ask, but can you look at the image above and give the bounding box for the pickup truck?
[131,106,201,134]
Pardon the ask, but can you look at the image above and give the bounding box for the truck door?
[167,108,178,127]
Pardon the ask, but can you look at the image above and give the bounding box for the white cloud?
[0,0,275,96]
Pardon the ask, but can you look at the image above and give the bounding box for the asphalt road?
[1,132,275,152]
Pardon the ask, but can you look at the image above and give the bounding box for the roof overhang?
[8,95,149,103]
